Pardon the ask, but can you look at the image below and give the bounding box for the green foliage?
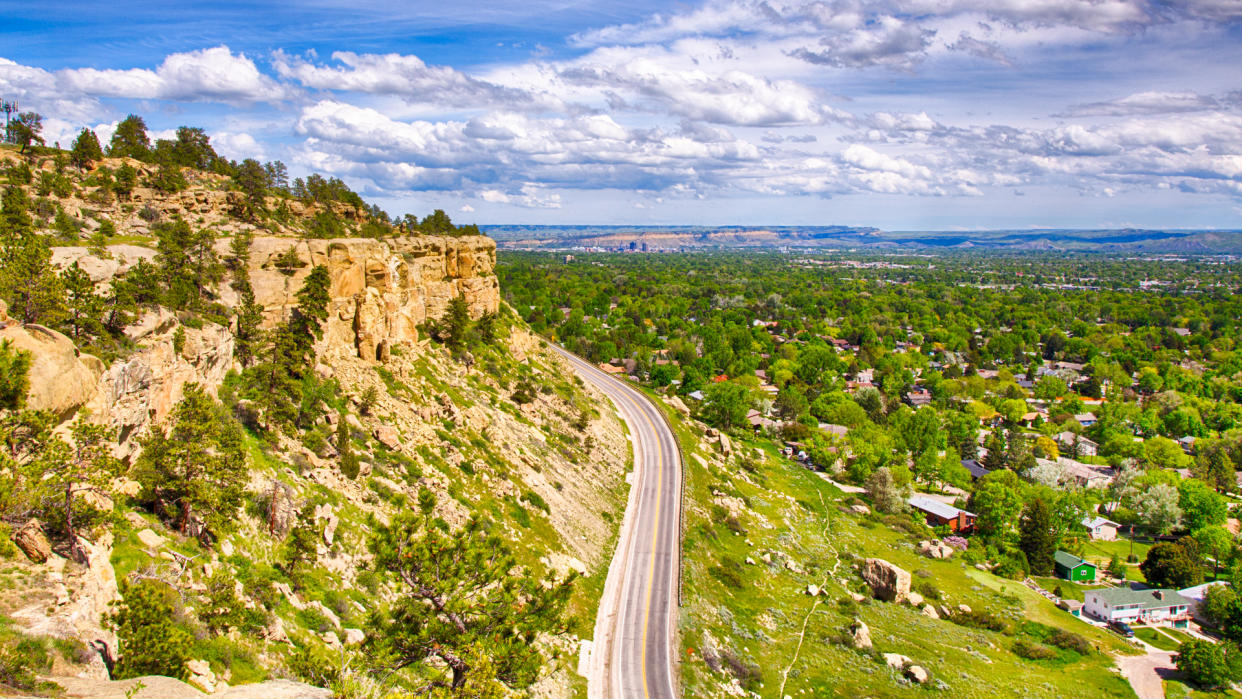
[1140,542,1203,589]
[1019,497,1058,576]
[1175,639,1242,689]
[280,502,321,586]
[108,115,151,161]
[134,383,246,538]
[108,581,193,680]
[0,187,63,325]
[700,380,751,431]
[0,633,52,692]
[199,570,268,635]
[6,112,44,154]
[0,340,31,411]
[366,491,575,691]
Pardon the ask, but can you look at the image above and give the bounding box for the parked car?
[1109,621,1134,638]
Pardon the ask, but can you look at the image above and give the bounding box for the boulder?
[907,591,924,607]
[186,659,218,693]
[136,528,166,549]
[344,627,365,645]
[849,618,872,650]
[850,504,871,515]
[883,653,912,670]
[264,615,291,644]
[373,425,401,449]
[906,665,931,684]
[921,604,940,619]
[0,323,103,416]
[862,558,911,602]
[917,539,955,559]
[13,519,51,563]
[958,603,972,614]
[807,584,821,596]
[266,483,297,536]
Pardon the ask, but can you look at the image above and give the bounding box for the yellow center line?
[564,350,669,698]
[638,400,664,699]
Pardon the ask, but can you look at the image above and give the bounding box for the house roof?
[961,459,990,479]
[1054,551,1095,571]
[1081,516,1120,530]
[907,495,975,520]
[1086,587,1191,610]
[1180,581,1230,602]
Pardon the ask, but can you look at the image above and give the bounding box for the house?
[599,363,627,376]
[905,388,932,407]
[1056,431,1098,457]
[1180,581,1231,624]
[1054,551,1097,582]
[1084,587,1192,628]
[1179,436,1197,455]
[961,459,990,480]
[1074,413,1097,428]
[1081,516,1121,541]
[819,423,849,438]
[687,390,705,401]
[1060,458,1116,489]
[907,495,976,533]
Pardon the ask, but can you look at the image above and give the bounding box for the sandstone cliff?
[226,234,500,361]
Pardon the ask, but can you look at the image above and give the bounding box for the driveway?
[1117,646,1177,699]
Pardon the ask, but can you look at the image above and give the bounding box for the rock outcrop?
[0,323,105,417]
[84,314,235,460]
[227,235,500,362]
[862,558,912,602]
[13,519,52,563]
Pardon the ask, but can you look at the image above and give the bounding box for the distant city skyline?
[2,0,1241,228]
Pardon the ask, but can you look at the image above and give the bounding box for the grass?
[1134,627,1181,651]
[1033,576,1110,602]
[649,395,1139,698]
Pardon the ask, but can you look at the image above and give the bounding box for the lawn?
[1134,627,1181,651]
[1032,576,1110,602]
[661,395,1140,698]
[1081,537,1153,582]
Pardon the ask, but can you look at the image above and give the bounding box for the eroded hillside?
[0,143,630,697]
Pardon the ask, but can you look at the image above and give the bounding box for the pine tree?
[367,491,574,691]
[338,414,359,479]
[59,262,104,344]
[108,115,151,161]
[0,340,31,411]
[0,188,63,325]
[108,581,193,680]
[280,501,321,587]
[982,430,1007,471]
[245,266,330,430]
[1018,497,1057,576]
[69,128,103,171]
[7,112,44,155]
[134,383,246,538]
[42,420,123,563]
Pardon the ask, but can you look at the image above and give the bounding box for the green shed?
[1054,551,1096,582]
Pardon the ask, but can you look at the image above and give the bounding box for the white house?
[1084,587,1192,628]
[1081,516,1121,541]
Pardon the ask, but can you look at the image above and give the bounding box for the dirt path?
[1117,647,1176,699]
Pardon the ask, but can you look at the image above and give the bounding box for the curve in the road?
[554,347,681,699]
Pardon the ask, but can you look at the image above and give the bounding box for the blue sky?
[3,0,1242,229]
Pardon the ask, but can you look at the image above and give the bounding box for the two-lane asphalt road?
[554,347,681,699]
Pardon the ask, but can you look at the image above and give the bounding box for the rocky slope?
[0,148,630,696]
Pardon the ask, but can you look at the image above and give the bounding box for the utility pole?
[1,98,18,144]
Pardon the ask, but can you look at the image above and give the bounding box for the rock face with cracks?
[223,235,500,362]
